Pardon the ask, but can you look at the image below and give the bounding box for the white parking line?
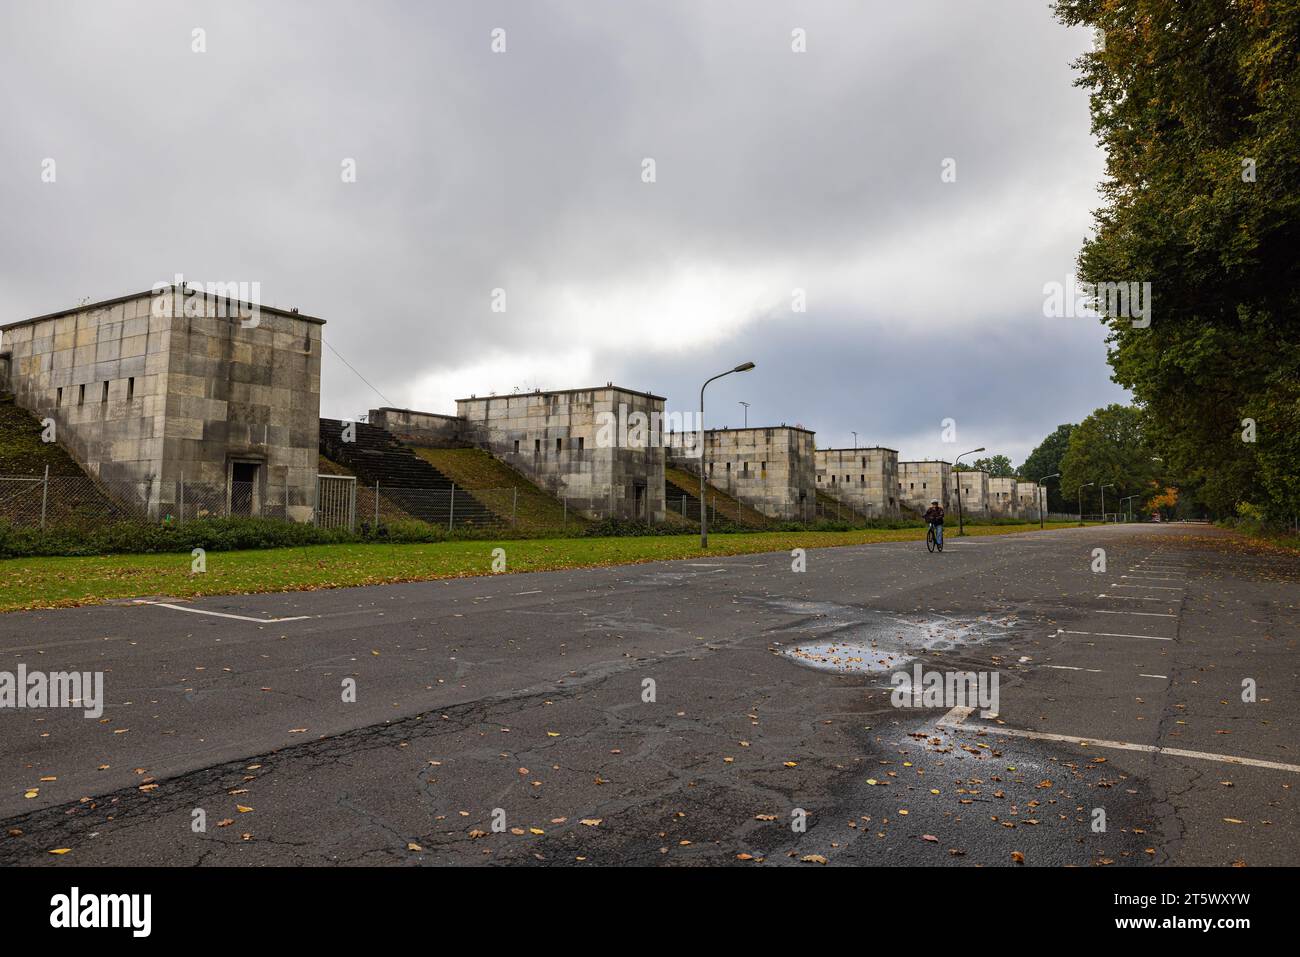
[1110,583,1184,590]
[936,708,1300,773]
[142,602,312,623]
[1097,609,1177,618]
[1098,594,1172,601]
[1121,575,1184,582]
[1061,629,1172,641]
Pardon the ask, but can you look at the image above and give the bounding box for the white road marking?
[1121,575,1184,582]
[936,711,1300,773]
[514,590,543,595]
[940,705,974,725]
[1041,665,1165,679]
[1097,609,1177,618]
[142,602,311,623]
[1061,629,1172,641]
[1110,583,1184,590]
[1098,594,1172,601]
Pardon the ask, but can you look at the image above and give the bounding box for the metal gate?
[316,474,357,530]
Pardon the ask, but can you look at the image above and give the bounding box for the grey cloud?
[1,0,1123,453]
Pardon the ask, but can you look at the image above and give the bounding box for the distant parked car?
[1151,512,1162,522]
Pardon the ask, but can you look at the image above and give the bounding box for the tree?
[1058,404,1160,514]
[1149,486,1180,520]
[1053,0,1300,522]
[1019,424,1075,512]
[968,455,1015,477]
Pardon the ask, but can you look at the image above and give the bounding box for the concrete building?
[898,460,951,513]
[987,477,1019,517]
[0,285,323,520]
[1016,481,1043,521]
[815,447,899,517]
[670,426,816,522]
[367,407,467,447]
[456,386,666,522]
[951,469,989,518]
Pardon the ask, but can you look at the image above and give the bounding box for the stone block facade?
[456,386,666,522]
[1016,481,1043,520]
[0,286,323,521]
[898,460,951,513]
[671,426,816,522]
[987,477,1019,517]
[951,469,989,517]
[368,407,467,447]
[815,447,899,517]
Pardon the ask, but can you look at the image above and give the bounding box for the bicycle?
[926,522,944,553]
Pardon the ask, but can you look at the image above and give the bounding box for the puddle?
[764,600,1017,675]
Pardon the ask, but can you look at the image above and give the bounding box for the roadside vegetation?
[0,520,1091,612]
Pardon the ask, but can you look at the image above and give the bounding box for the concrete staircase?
[319,418,499,526]
[664,467,769,528]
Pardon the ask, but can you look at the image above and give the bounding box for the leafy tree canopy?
[1019,424,1076,511]
[1059,404,1161,510]
[1054,0,1300,521]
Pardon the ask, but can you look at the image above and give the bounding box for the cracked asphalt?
[1,522,1296,866]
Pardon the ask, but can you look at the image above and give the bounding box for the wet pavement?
[0,523,1296,866]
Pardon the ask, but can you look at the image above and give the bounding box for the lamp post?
[700,362,756,548]
[1035,472,1060,529]
[1077,482,1094,526]
[1121,494,1138,522]
[851,431,858,448]
[953,447,985,536]
[739,401,749,428]
[1100,483,1115,524]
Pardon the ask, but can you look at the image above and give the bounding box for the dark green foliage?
[1054,0,1300,523]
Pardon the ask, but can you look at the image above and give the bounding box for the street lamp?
[954,447,984,536]
[851,431,858,448]
[1035,472,1060,529]
[700,362,756,547]
[1121,494,1139,523]
[1077,482,1094,526]
[739,401,749,428]
[1100,483,1115,524]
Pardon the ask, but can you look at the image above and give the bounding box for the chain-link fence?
[346,481,510,531]
[0,472,513,533]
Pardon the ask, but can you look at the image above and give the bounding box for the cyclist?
[923,499,945,548]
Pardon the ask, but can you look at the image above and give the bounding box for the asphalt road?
[1,523,1296,866]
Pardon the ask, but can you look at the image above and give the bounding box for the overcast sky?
[1,0,1128,466]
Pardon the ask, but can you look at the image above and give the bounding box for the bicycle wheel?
[926,527,936,553]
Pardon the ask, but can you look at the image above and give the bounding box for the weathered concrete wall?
[1016,481,1043,520]
[457,386,666,522]
[815,447,900,517]
[898,460,951,512]
[987,477,1019,517]
[672,426,816,521]
[368,407,467,447]
[1,287,323,521]
[161,293,322,522]
[2,292,170,502]
[951,469,989,517]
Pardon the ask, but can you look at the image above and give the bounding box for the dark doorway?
[231,462,259,516]
[633,482,647,520]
